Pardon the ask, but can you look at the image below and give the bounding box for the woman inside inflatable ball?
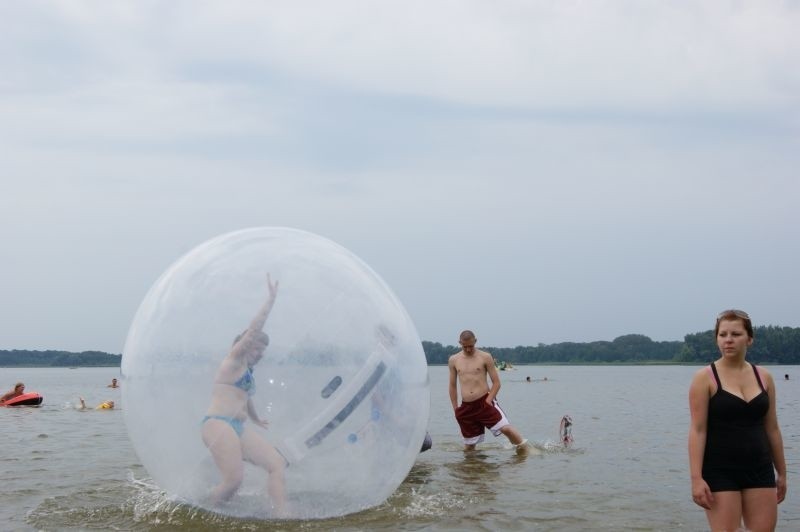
[123,228,430,520]
[201,273,286,515]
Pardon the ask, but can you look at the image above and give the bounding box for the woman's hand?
[776,473,787,503]
[246,273,280,333]
[691,478,714,509]
[267,273,279,302]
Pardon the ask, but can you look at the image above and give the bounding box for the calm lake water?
[1,365,798,531]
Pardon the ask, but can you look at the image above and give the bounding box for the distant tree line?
[674,326,800,365]
[0,350,121,367]
[423,325,800,365]
[2,325,799,367]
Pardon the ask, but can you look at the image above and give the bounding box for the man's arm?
[448,356,459,410]
[0,388,21,402]
[484,351,501,403]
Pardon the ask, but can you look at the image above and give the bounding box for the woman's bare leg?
[241,428,287,516]
[705,491,743,532]
[201,419,245,503]
[742,487,778,532]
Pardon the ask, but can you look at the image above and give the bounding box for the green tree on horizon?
[423,325,800,365]
[2,324,799,367]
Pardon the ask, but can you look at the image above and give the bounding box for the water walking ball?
[121,227,430,519]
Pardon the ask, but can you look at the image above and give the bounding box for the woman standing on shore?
[688,309,786,531]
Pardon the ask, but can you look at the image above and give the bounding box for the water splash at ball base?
[122,227,430,519]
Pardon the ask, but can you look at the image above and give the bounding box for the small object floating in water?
[1,392,44,407]
[560,414,573,446]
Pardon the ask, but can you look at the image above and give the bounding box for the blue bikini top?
[232,366,256,396]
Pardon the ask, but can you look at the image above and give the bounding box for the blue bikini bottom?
[203,415,244,437]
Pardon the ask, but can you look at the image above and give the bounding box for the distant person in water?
[107,378,119,388]
[78,397,114,410]
[448,330,528,453]
[785,374,789,381]
[201,274,286,516]
[0,382,25,403]
[526,376,531,383]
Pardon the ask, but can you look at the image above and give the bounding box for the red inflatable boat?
[0,392,44,407]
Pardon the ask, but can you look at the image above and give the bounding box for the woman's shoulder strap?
[708,362,722,389]
[750,363,767,392]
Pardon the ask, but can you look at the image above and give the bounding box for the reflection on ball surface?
[122,227,430,519]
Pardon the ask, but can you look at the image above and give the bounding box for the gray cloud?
[1,2,798,352]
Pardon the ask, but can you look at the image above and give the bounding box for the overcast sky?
[2,1,798,354]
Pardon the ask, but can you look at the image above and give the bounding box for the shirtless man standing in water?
[448,330,528,453]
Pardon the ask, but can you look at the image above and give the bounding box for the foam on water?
[399,488,471,518]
